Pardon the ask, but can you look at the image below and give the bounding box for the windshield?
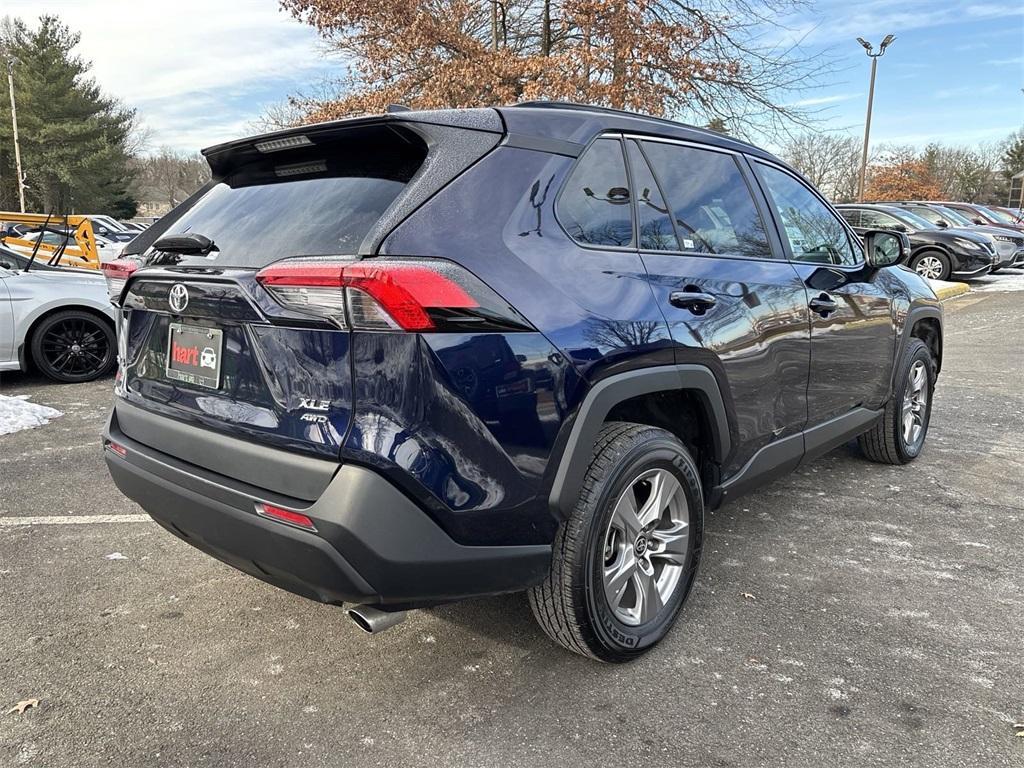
[905,206,945,226]
[894,210,937,230]
[981,206,1017,224]
[153,127,427,268]
[934,206,972,226]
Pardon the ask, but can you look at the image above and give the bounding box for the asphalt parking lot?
[1,287,1022,768]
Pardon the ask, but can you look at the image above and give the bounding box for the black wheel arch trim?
[894,304,943,391]
[547,364,730,519]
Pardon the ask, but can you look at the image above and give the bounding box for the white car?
[0,245,117,383]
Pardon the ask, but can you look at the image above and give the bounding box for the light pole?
[856,34,895,203]
[6,56,26,213]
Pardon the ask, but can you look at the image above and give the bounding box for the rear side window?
[626,141,678,251]
[558,138,633,247]
[838,209,861,227]
[756,163,858,266]
[157,127,427,268]
[859,209,901,229]
[641,141,772,259]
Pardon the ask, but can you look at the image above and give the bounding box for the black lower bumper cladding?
[103,408,550,607]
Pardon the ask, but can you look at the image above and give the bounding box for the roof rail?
[509,101,758,150]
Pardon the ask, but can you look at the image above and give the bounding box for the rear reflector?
[105,441,128,458]
[255,502,317,532]
[256,257,529,332]
[101,258,140,303]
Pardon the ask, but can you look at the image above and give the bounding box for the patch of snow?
[0,395,62,436]
[970,268,1024,292]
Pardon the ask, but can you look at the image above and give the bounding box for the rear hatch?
[115,116,503,487]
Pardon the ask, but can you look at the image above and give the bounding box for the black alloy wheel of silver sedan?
[30,309,116,383]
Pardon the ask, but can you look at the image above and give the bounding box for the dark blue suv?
[104,103,942,661]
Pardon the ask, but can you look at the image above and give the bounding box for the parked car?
[987,205,1024,229]
[835,203,995,279]
[885,202,1024,270]
[102,103,942,661]
[85,214,138,243]
[0,244,117,382]
[925,201,1024,234]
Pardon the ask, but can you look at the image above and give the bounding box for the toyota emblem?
[168,284,189,313]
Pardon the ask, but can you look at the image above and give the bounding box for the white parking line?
[0,515,152,526]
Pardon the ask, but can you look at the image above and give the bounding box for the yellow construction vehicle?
[0,212,101,269]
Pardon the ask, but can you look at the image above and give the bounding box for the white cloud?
[786,92,862,107]
[4,0,340,151]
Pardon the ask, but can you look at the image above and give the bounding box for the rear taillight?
[101,258,139,304]
[255,257,531,332]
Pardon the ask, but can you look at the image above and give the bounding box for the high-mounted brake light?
[101,258,139,303]
[256,257,530,333]
[254,135,313,153]
[255,502,317,532]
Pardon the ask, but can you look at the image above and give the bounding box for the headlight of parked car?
[953,238,984,251]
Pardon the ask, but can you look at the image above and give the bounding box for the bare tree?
[780,132,862,202]
[279,0,830,138]
[130,148,210,214]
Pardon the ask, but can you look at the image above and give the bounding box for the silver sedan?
[0,245,117,383]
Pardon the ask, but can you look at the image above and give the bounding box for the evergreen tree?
[0,15,137,216]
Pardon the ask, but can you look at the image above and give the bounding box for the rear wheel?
[528,422,703,662]
[909,250,950,281]
[30,310,116,383]
[858,339,934,464]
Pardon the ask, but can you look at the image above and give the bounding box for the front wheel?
[30,310,116,383]
[858,339,935,464]
[909,251,950,281]
[528,422,704,662]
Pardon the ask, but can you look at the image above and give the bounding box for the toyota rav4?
[103,103,942,661]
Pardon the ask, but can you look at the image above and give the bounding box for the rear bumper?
[103,409,550,607]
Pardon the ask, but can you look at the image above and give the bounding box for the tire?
[30,310,116,383]
[858,339,934,465]
[528,422,704,662]
[909,250,950,281]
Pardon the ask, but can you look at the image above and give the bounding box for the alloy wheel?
[40,318,112,379]
[902,360,929,447]
[915,256,944,280]
[601,467,689,626]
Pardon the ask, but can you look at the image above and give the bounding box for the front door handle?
[809,293,838,317]
[669,290,717,314]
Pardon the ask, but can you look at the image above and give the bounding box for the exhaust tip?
[347,605,407,634]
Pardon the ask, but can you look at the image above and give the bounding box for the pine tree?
[0,15,137,216]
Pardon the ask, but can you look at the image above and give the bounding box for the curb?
[927,279,970,301]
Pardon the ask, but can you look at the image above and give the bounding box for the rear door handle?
[809,293,838,317]
[669,290,717,314]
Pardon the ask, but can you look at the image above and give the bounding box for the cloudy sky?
[4,0,1023,153]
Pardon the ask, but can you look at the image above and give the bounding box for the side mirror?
[972,217,985,225]
[892,223,908,233]
[863,229,907,268]
[936,219,949,228]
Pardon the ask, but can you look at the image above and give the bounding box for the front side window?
[859,209,901,229]
[557,138,633,247]
[641,141,772,259]
[757,164,858,266]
